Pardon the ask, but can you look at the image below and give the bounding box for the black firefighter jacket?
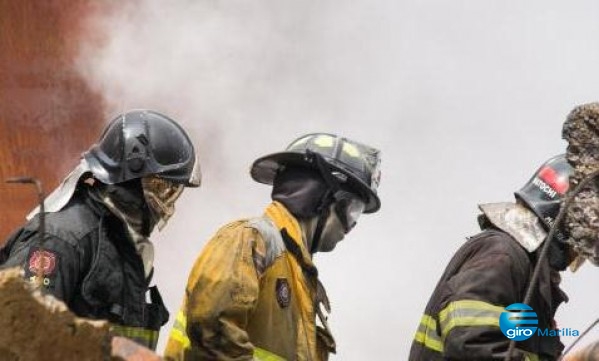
[409,205,566,361]
[0,190,169,349]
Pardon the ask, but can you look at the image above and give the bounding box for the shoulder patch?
[28,248,57,276]
[276,278,291,308]
[25,247,59,288]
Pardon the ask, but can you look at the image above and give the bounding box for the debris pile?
[562,102,599,265]
[0,267,109,360]
[0,267,161,361]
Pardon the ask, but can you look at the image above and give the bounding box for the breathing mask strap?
[308,151,341,254]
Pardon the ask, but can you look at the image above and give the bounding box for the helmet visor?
[142,175,184,230]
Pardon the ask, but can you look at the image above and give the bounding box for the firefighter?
[164,133,381,361]
[0,110,201,350]
[409,154,575,361]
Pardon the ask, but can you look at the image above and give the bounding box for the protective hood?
[88,183,155,277]
[27,159,92,220]
[271,167,330,219]
[479,202,547,253]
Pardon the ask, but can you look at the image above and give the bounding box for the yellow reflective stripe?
[413,314,443,352]
[174,309,187,330]
[420,314,437,331]
[254,348,287,361]
[313,135,334,148]
[524,353,539,361]
[169,328,191,349]
[110,325,159,350]
[111,325,158,340]
[342,143,360,157]
[438,300,503,338]
[414,303,539,359]
[168,309,191,349]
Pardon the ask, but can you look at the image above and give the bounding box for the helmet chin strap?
[308,151,341,254]
[310,196,331,254]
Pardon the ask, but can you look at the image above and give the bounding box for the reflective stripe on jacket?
[164,202,335,361]
[409,227,565,361]
[415,300,504,353]
[110,325,160,350]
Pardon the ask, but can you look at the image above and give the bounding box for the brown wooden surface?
[0,1,107,243]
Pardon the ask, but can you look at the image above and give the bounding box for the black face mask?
[548,239,570,271]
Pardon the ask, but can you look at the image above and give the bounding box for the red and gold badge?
[28,249,57,276]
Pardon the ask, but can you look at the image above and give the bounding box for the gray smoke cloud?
[77,0,599,358]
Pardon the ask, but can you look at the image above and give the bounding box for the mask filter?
[142,176,184,231]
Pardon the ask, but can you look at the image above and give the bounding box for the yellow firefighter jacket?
[164,202,336,361]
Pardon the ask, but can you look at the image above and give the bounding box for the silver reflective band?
[438,300,503,338]
[188,154,202,187]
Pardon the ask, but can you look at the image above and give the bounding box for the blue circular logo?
[499,303,538,341]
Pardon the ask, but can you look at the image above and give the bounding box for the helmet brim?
[251,151,381,213]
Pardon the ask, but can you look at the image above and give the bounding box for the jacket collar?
[265,201,315,269]
[479,202,547,253]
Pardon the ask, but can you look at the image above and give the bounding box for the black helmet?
[84,110,201,187]
[515,154,572,235]
[251,133,381,213]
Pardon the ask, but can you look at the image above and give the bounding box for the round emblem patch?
[29,249,57,276]
[275,278,291,308]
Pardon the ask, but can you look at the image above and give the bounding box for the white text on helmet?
[532,177,557,198]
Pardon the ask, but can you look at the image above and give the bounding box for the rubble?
[561,102,599,265]
[0,267,161,361]
[0,267,109,360]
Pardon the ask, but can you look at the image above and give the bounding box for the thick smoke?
[76,2,398,356]
[75,0,599,358]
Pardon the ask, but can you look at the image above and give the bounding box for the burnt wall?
[0,1,106,242]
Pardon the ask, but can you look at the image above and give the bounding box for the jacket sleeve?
[183,222,261,361]
[440,234,532,361]
[0,227,81,304]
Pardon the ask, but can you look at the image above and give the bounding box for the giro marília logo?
[499,303,538,341]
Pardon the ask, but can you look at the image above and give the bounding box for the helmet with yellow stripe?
[251,133,381,213]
